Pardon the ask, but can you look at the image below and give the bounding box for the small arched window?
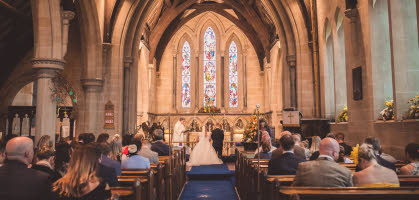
[181,41,191,108]
[229,41,238,107]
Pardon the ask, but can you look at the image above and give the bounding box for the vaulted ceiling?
[103,0,312,70]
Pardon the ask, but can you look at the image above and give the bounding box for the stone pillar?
[122,58,132,134]
[32,59,65,144]
[265,65,272,111]
[81,79,103,134]
[287,55,297,108]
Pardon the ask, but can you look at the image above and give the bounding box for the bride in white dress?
[187,125,223,166]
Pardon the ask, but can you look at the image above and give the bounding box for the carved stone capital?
[286,55,296,67]
[62,11,75,24]
[344,8,359,23]
[81,78,104,91]
[103,43,112,53]
[124,57,133,69]
[32,58,65,70]
[36,68,58,79]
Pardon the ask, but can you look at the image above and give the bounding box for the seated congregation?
[0,129,185,200]
[236,132,419,200]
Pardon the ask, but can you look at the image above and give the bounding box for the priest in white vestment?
[173,117,187,147]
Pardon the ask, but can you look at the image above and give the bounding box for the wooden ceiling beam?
[149,0,198,60]
[154,4,266,71]
[164,0,172,7]
[0,0,31,22]
[223,0,270,50]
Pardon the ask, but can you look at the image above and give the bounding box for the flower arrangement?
[407,94,419,119]
[243,112,258,142]
[198,105,221,114]
[378,100,394,120]
[337,105,348,122]
[350,144,359,165]
[50,72,78,118]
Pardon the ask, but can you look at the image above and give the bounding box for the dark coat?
[31,163,62,183]
[268,152,305,175]
[0,160,52,200]
[98,163,119,187]
[151,141,170,156]
[339,142,352,156]
[211,128,224,150]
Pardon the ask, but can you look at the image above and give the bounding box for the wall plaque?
[104,101,115,129]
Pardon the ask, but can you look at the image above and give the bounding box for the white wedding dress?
[187,126,223,166]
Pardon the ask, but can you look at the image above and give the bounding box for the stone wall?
[319,0,419,160]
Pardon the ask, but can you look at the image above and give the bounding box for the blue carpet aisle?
[180,164,238,200]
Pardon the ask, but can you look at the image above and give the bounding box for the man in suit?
[151,129,170,156]
[294,137,353,187]
[0,137,52,200]
[211,123,224,158]
[268,134,305,175]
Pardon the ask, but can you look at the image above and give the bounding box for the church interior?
[0,0,418,199]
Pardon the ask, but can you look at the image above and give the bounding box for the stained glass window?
[181,41,191,108]
[229,41,238,107]
[203,27,216,107]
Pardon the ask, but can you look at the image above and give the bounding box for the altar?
[165,131,244,156]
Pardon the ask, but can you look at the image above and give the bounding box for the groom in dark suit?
[211,123,224,159]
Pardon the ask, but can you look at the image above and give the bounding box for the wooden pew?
[278,186,419,200]
[121,169,155,200]
[110,178,142,200]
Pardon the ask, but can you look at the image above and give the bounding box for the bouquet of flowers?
[350,144,359,165]
[337,105,348,122]
[407,94,419,119]
[243,112,258,142]
[379,100,394,120]
[198,105,221,114]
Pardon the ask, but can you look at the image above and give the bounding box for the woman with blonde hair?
[110,134,122,161]
[53,144,111,199]
[352,143,399,187]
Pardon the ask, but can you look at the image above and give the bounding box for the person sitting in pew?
[138,139,159,164]
[53,144,111,199]
[356,137,395,171]
[258,140,272,159]
[31,146,62,183]
[337,145,353,163]
[294,138,353,187]
[98,142,121,176]
[292,133,308,160]
[121,142,150,169]
[151,129,170,156]
[399,143,419,175]
[352,143,399,187]
[268,134,305,175]
[336,132,352,156]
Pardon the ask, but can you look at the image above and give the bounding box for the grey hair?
[358,143,377,161]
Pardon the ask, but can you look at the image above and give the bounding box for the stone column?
[81,79,103,134]
[32,59,65,144]
[287,55,297,108]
